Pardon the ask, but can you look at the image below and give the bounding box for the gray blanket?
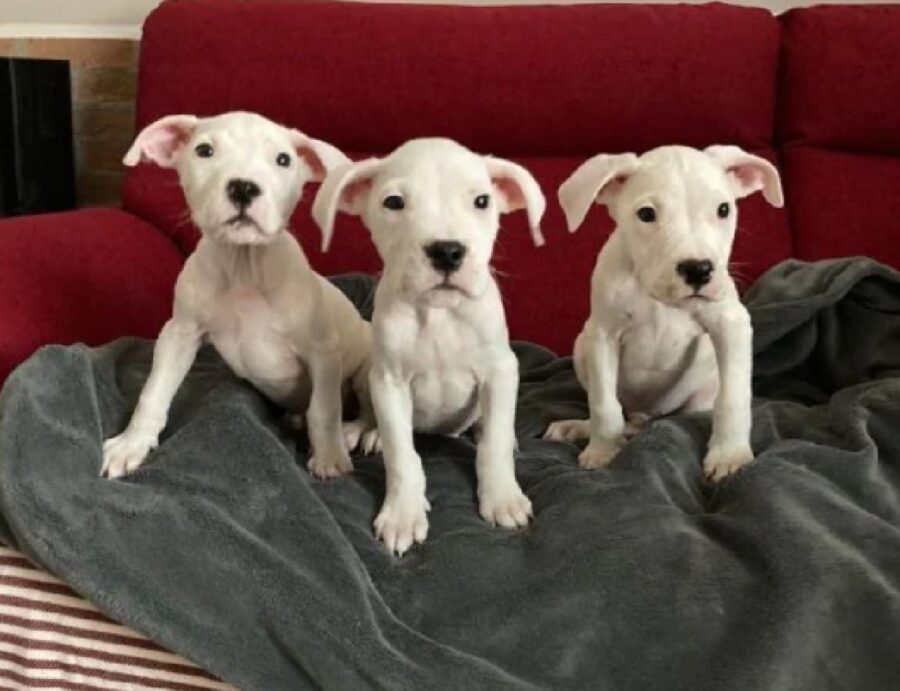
[2,258,900,691]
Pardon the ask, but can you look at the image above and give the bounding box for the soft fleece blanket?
[1,259,900,691]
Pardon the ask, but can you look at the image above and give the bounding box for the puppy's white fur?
[314,138,545,554]
[102,112,373,480]
[546,145,783,481]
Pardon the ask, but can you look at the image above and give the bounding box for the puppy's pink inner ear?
[144,124,191,164]
[491,176,525,212]
[727,165,765,195]
[604,176,630,197]
[342,178,372,210]
[296,146,326,181]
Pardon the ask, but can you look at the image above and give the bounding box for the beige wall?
[382,0,893,8]
[0,1,163,39]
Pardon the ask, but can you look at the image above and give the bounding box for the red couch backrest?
[125,1,791,353]
[779,5,900,267]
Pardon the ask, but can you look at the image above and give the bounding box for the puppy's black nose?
[226,179,261,208]
[677,259,714,289]
[425,241,467,274]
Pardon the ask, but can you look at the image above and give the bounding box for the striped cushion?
[0,545,232,690]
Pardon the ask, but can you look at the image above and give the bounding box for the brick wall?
[0,38,139,208]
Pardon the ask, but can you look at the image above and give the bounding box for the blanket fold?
[2,262,900,691]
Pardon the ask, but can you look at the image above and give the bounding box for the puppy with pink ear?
[103,111,375,480]
[313,138,545,554]
[545,145,783,481]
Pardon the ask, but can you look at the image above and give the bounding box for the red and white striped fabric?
[0,544,233,690]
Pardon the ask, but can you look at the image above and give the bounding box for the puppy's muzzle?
[425,240,467,275]
[676,259,714,291]
[226,178,262,210]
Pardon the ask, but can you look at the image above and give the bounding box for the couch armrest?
[0,209,184,384]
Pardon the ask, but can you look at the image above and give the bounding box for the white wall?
[0,0,164,39]
[0,0,895,39]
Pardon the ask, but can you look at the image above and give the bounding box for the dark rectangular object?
[0,57,76,217]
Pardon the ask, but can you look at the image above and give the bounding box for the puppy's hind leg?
[624,413,651,438]
[680,378,719,414]
[543,419,590,442]
[306,350,354,480]
[285,412,306,432]
[542,327,594,443]
[549,413,645,442]
[343,365,381,455]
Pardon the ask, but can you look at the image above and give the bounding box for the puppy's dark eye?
[382,195,405,211]
[474,194,490,210]
[717,202,730,219]
[276,153,291,168]
[195,143,214,158]
[636,206,656,223]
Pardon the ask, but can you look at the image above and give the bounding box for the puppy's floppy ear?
[483,157,547,247]
[312,158,382,253]
[704,145,784,208]
[558,153,640,232]
[288,130,351,183]
[123,115,198,168]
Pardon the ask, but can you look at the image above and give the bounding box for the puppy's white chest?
[394,310,480,434]
[206,285,305,403]
[617,299,714,412]
[621,300,705,366]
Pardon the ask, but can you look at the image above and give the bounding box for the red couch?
[1,1,899,383]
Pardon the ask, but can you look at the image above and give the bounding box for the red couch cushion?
[778,5,900,267]
[0,209,182,383]
[782,148,900,265]
[131,1,780,156]
[780,4,900,152]
[123,0,787,353]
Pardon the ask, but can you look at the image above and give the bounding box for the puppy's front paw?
[544,419,590,442]
[479,485,532,529]
[308,446,353,480]
[341,419,367,452]
[359,429,383,456]
[101,431,157,479]
[578,438,624,470]
[624,413,652,438]
[374,493,430,556]
[703,444,754,482]
[285,413,306,431]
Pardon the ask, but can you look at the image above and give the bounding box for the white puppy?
[313,138,546,554]
[102,111,374,480]
[545,145,783,481]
